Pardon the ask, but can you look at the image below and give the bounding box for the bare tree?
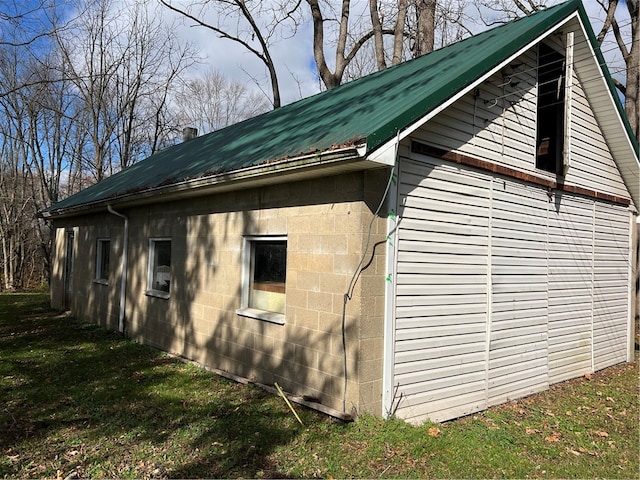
[1,0,198,288]
[56,0,196,181]
[596,0,638,140]
[412,0,437,55]
[111,3,197,169]
[0,0,62,48]
[23,50,85,283]
[474,0,545,24]
[176,68,270,134]
[0,0,81,101]
[0,46,38,290]
[161,0,284,108]
[308,0,422,88]
[368,0,408,70]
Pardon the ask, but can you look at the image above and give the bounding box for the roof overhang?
[42,144,374,219]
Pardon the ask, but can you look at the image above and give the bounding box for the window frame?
[94,238,111,284]
[146,238,172,299]
[236,235,287,325]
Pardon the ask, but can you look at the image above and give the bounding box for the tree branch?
[159,0,281,107]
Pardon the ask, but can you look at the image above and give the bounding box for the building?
[43,0,639,424]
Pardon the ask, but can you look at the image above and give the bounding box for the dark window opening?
[252,241,287,294]
[246,238,287,314]
[536,43,566,175]
[96,239,110,281]
[150,239,171,293]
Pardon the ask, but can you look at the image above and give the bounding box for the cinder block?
[308,291,333,313]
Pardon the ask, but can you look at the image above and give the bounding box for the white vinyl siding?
[563,79,630,198]
[489,180,549,406]
[547,195,594,383]
[592,202,630,370]
[412,46,630,202]
[391,156,631,424]
[394,157,490,423]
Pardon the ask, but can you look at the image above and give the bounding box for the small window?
[238,236,287,323]
[535,43,566,175]
[147,239,171,296]
[95,239,110,283]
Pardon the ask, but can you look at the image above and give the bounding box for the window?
[95,239,110,283]
[147,239,171,296]
[535,43,566,175]
[237,236,287,323]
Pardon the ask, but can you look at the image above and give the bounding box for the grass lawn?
[1,293,638,479]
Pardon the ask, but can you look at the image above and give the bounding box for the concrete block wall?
[52,168,390,417]
[51,215,122,332]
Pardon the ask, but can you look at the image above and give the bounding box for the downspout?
[107,205,128,334]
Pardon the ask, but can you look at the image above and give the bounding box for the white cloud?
[159,0,320,105]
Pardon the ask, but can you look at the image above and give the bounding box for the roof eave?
[41,145,368,219]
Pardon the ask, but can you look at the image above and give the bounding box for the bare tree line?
[0,0,268,290]
[0,0,637,291]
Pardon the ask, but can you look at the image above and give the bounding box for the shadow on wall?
[124,172,374,420]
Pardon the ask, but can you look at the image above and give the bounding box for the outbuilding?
[43,0,639,424]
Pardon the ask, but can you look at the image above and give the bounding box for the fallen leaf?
[526,427,541,435]
[544,431,562,442]
[606,397,615,403]
[428,427,440,437]
[594,431,609,438]
[565,410,572,416]
[584,373,592,380]
[567,448,581,456]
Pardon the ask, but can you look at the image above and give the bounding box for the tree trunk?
[392,0,409,65]
[370,0,386,70]
[414,0,436,56]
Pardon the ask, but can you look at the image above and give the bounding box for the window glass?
[150,240,171,293]
[96,239,110,281]
[536,43,565,174]
[249,239,286,314]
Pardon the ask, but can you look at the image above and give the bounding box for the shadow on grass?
[0,293,315,478]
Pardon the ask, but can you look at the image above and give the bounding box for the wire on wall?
[340,130,400,414]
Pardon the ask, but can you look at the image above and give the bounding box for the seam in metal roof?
[44,0,637,216]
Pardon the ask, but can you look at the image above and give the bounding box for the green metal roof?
[47,0,629,215]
